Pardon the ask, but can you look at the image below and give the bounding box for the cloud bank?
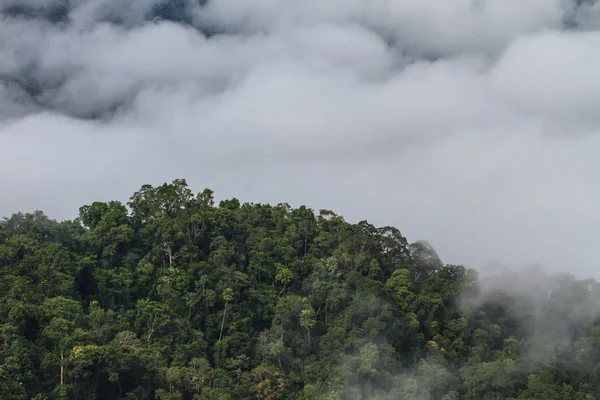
[2,0,600,276]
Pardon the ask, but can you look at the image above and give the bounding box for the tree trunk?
[147,314,156,343]
[219,301,229,342]
[279,283,286,297]
[60,350,64,385]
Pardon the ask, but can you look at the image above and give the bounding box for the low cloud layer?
[2,0,600,276]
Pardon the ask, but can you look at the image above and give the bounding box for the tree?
[275,265,292,296]
[300,298,317,352]
[219,288,234,342]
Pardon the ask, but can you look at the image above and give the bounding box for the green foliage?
[1,179,599,399]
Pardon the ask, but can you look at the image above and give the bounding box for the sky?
[1,0,600,277]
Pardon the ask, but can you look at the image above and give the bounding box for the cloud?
[1,0,600,277]
[197,0,581,58]
[491,30,600,125]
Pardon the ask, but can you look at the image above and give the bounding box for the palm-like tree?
[219,288,234,342]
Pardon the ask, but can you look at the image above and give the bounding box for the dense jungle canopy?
[1,179,599,400]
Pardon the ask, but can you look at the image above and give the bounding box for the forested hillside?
[1,179,599,400]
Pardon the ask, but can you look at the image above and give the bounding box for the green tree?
[300,298,317,352]
[219,288,234,342]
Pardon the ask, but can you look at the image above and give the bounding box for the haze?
[1,0,600,276]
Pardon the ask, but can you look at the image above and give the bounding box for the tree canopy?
[1,179,599,399]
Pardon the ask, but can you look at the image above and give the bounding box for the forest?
[1,179,599,400]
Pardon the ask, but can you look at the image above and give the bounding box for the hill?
[0,179,598,399]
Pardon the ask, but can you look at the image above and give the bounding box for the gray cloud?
[1,0,600,277]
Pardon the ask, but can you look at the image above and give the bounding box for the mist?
[2,0,600,276]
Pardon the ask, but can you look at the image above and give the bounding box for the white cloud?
[1,0,600,277]
[491,30,600,124]
[198,0,571,55]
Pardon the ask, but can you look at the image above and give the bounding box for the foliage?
[1,179,599,399]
